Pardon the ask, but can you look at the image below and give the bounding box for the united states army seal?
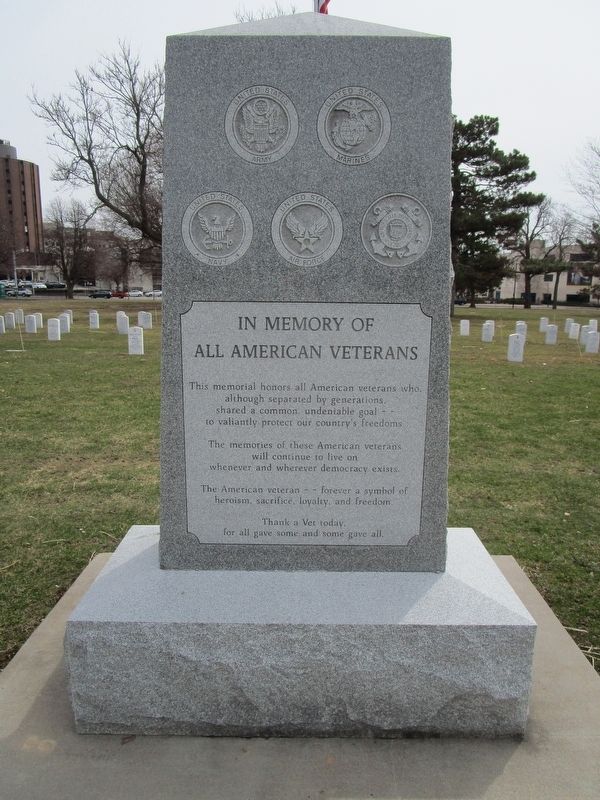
[361,194,432,266]
[317,87,391,165]
[271,193,343,266]
[225,86,299,164]
[181,192,253,266]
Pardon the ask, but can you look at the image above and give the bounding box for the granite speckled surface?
[65,526,536,737]
[160,13,452,571]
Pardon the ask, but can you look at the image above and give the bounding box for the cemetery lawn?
[1,301,599,672]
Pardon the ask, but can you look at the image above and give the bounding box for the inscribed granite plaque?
[181,301,430,547]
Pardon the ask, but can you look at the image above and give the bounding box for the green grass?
[0,298,161,667]
[0,300,599,671]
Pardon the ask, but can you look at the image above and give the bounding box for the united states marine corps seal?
[317,87,391,165]
[181,192,253,266]
[225,86,299,164]
[361,194,432,266]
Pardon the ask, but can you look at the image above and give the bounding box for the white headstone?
[0,316,5,334]
[59,313,71,334]
[485,319,495,336]
[481,321,494,342]
[4,312,15,330]
[89,310,100,330]
[588,319,598,332]
[459,319,470,336]
[15,308,25,325]
[138,311,153,329]
[568,322,580,340]
[128,326,144,355]
[564,317,574,333]
[507,333,524,363]
[585,331,600,354]
[116,311,129,335]
[35,312,43,329]
[579,325,591,347]
[48,318,61,341]
[539,317,549,332]
[65,309,74,323]
[545,324,557,345]
[515,321,527,339]
[24,314,37,333]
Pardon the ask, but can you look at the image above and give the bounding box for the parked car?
[19,281,47,290]
[144,290,162,297]
[127,289,144,297]
[110,290,128,299]
[45,282,67,290]
[89,289,112,299]
[6,287,32,297]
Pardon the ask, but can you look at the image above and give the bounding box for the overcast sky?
[2,0,598,215]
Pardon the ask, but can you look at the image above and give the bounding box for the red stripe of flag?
[319,0,331,13]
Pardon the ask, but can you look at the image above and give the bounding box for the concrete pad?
[1,549,599,799]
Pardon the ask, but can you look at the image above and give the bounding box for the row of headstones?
[1,309,46,334]
[562,317,599,351]
[0,308,150,356]
[459,317,600,362]
[114,311,153,332]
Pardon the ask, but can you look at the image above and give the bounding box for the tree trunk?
[523,273,532,309]
[552,271,560,310]
[65,280,75,299]
[469,288,476,308]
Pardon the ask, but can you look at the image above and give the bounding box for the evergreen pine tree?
[452,116,544,307]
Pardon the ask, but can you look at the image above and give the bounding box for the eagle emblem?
[197,213,235,251]
[240,98,285,153]
[285,210,329,253]
[330,99,378,151]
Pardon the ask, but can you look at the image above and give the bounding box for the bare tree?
[235,3,296,22]
[570,140,600,221]
[31,44,163,246]
[543,205,577,309]
[90,229,132,290]
[45,198,96,298]
[511,197,552,309]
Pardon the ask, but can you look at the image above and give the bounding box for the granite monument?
[65,12,536,739]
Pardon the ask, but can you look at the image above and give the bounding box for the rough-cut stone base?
[65,527,536,737]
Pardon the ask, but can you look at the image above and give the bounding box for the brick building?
[0,139,44,276]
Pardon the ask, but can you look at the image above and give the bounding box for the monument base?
[65,527,536,737]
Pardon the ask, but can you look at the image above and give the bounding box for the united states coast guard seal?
[361,194,432,266]
[317,87,391,165]
[225,86,299,164]
[181,192,253,266]
[271,193,343,266]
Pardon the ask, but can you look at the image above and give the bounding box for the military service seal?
[271,193,343,266]
[317,87,391,165]
[181,192,253,266]
[361,194,432,266]
[225,86,299,164]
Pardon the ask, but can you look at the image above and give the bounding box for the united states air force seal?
[181,192,253,266]
[317,87,391,165]
[361,194,432,266]
[225,86,299,164]
[271,193,343,266]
